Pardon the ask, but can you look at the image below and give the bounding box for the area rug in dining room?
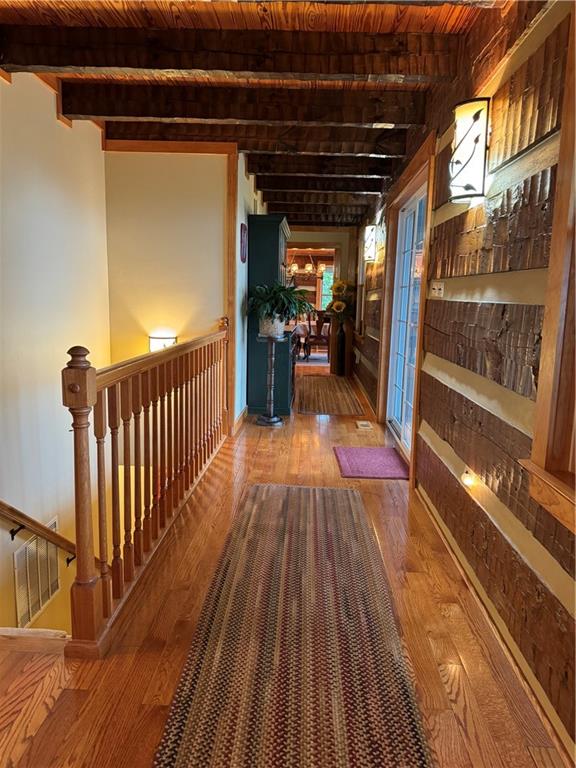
[154,484,432,768]
[297,374,364,415]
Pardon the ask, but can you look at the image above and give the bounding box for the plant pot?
[259,315,285,338]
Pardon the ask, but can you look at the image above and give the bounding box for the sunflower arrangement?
[325,279,355,323]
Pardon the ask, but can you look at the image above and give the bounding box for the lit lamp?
[290,262,299,275]
[449,98,490,202]
[149,334,177,352]
[461,469,476,488]
[305,262,314,274]
[318,263,326,273]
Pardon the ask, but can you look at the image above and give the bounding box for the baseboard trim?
[65,435,228,660]
[415,484,575,762]
[352,373,377,420]
[231,406,248,436]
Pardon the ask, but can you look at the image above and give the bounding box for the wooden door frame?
[376,131,436,485]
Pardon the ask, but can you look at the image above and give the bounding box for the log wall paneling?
[419,372,574,575]
[423,300,544,399]
[429,166,557,278]
[364,296,382,335]
[416,437,575,737]
[489,17,570,170]
[104,122,408,158]
[0,26,458,84]
[354,351,378,408]
[61,83,426,128]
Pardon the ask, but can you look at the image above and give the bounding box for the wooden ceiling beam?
[267,203,370,216]
[104,121,407,157]
[246,154,397,178]
[262,191,379,207]
[0,26,458,85]
[256,175,383,193]
[61,83,425,128]
[282,213,363,226]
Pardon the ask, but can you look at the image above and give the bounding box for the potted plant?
[248,282,315,337]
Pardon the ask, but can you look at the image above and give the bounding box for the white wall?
[105,152,228,362]
[234,154,266,422]
[0,74,110,629]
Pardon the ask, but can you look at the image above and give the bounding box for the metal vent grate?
[14,518,60,628]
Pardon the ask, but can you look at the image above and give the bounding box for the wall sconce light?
[461,469,476,488]
[149,334,177,352]
[449,98,490,202]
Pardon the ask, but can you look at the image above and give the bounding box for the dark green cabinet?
[247,214,293,415]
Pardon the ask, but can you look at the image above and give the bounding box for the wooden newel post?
[62,346,103,642]
[219,316,230,435]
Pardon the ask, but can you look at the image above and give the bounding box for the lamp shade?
[449,98,490,202]
[149,334,177,352]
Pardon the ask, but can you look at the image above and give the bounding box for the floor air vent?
[14,518,60,628]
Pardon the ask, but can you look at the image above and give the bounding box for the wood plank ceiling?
[0,0,497,228]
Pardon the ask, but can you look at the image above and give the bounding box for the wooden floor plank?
[0,375,566,767]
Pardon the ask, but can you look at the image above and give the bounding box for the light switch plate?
[431,280,445,298]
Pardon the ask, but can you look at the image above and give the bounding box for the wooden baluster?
[150,366,160,540]
[192,348,199,480]
[120,378,135,583]
[204,344,209,461]
[201,345,207,468]
[216,339,223,442]
[94,391,112,618]
[107,384,124,599]
[175,355,183,502]
[171,356,179,507]
[166,358,174,517]
[62,347,103,641]
[208,343,214,456]
[141,370,152,553]
[184,352,192,491]
[219,317,230,435]
[132,374,143,566]
[158,363,167,530]
[178,355,186,500]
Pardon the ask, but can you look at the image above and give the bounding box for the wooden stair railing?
[62,318,229,655]
[0,499,77,562]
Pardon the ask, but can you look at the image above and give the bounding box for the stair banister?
[61,320,229,656]
[61,346,103,642]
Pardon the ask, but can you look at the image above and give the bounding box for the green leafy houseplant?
[247,282,315,337]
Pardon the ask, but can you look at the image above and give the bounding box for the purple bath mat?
[334,446,409,480]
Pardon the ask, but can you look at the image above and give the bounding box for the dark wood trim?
[61,83,426,128]
[0,26,458,84]
[103,122,408,158]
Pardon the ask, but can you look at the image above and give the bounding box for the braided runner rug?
[154,484,433,768]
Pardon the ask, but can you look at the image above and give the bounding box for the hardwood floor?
[0,377,568,768]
